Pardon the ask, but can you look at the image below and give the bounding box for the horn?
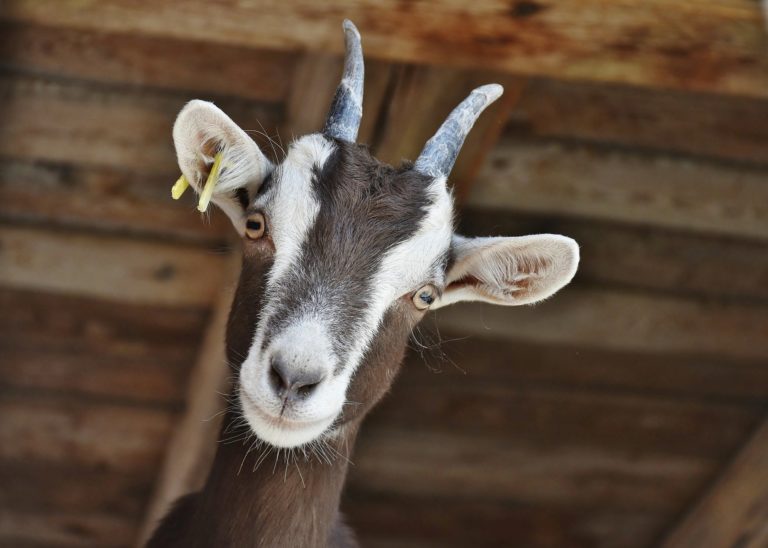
[323,20,365,142]
[414,84,504,178]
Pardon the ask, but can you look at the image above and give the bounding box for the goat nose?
[268,355,325,401]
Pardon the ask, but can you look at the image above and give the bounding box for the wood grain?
[136,258,239,546]
[0,393,174,473]
[0,20,295,101]
[513,78,768,165]
[469,136,768,239]
[0,288,208,352]
[434,287,768,361]
[5,0,767,97]
[345,492,663,548]
[0,73,281,173]
[0,159,230,244]
[661,420,768,548]
[0,461,150,516]
[406,331,768,403]
[0,346,189,406]
[0,225,228,306]
[367,369,760,459]
[349,427,713,511]
[459,209,768,303]
[0,510,136,547]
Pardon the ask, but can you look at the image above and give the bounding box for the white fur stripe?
[337,177,453,382]
[241,134,335,395]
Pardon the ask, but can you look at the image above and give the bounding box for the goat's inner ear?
[172,100,272,233]
[431,234,579,309]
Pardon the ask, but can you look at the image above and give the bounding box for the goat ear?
[173,100,272,233]
[431,234,579,309]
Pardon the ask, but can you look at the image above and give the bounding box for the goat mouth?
[241,392,334,432]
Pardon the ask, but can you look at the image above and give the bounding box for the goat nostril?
[269,355,326,400]
[295,380,321,398]
[269,359,290,396]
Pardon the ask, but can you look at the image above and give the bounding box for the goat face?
[172,21,579,448]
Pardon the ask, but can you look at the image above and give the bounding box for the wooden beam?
[0,461,150,516]
[661,420,768,548]
[372,361,758,459]
[282,52,341,139]
[469,136,768,239]
[0,20,294,102]
[0,289,206,406]
[4,1,767,98]
[0,393,174,474]
[0,510,136,548]
[350,427,711,511]
[345,492,663,548]
[514,79,768,166]
[136,255,240,546]
[434,287,768,361]
[0,225,227,307]
[0,73,281,174]
[403,329,768,402]
[0,288,208,353]
[459,209,768,304]
[0,158,230,244]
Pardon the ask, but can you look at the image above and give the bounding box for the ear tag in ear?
[170,174,190,200]
[197,152,224,213]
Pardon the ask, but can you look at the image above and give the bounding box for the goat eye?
[412,285,436,310]
[245,213,266,240]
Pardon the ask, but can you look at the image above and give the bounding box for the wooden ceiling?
[0,2,767,547]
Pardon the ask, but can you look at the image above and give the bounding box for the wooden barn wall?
[0,3,767,547]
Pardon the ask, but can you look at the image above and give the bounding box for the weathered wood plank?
[0,510,136,548]
[4,1,767,97]
[0,158,230,244]
[0,73,281,173]
[434,287,768,361]
[469,137,768,239]
[0,225,228,306]
[0,461,150,517]
[350,428,712,511]
[345,492,663,548]
[459,209,768,304]
[407,332,768,403]
[368,369,760,459]
[661,420,768,548]
[0,346,188,406]
[0,288,205,403]
[513,78,768,165]
[0,393,174,474]
[137,259,239,546]
[0,288,208,353]
[0,20,294,102]
[282,52,341,140]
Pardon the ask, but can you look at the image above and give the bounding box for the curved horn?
[414,84,504,178]
[323,20,364,142]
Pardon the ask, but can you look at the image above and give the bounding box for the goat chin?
[240,395,338,449]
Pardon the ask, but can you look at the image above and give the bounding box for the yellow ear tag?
[197,152,224,213]
[171,174,190,200]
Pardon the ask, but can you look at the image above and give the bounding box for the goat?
[148,20,579,547]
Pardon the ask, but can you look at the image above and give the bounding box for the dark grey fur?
[262,141,435,366]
